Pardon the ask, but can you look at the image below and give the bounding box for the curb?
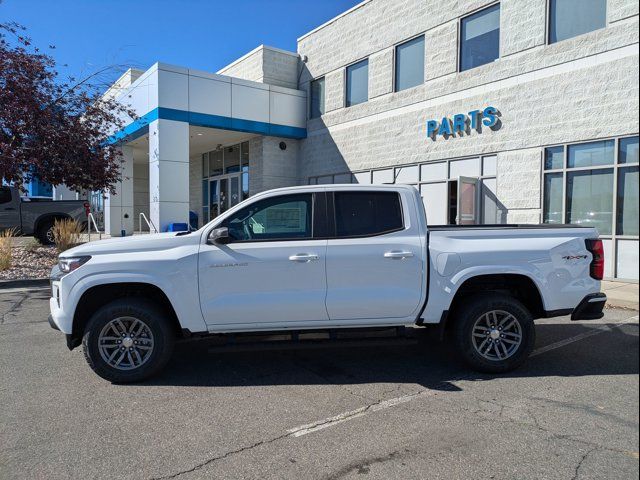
[0,278,49,290]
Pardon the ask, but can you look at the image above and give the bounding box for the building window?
[460,3,500,72]
[395,35,425,92]
[549,0,607,44]
[543,136,639,280]
[345,59,369,107]
[310,77,325,118]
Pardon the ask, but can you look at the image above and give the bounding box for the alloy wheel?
[98,316,155,370]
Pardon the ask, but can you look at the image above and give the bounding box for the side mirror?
[207,227,230,245]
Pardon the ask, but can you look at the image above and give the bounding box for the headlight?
[58,256,91,274]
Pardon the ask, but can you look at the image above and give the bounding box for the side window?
[0,187,12,205]
[334,191,403,238]
[222,193,313,242]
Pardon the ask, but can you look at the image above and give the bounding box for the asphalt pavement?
[0,287,638,480]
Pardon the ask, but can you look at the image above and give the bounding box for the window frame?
[344,58,369,108]
[330,190,406,239]
[218,192,318,244]
[309,76,326,119]
[393,34,426,93]
[457,1,501,73]
[546,0,608,45]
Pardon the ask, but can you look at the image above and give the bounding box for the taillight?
[585,239,604,280]
[83,202,90,217]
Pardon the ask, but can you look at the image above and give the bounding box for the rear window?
[0,187,12,205]
[334,191,404,238]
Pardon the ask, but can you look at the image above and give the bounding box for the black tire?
[36,218,55,245]
[82,298,175,383]
[452,294,535,373]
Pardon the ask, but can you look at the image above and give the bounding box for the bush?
[52,218,82,253]
[0,228,17,271]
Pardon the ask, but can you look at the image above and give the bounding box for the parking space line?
[286,314,639,438]
[531,314,638,358]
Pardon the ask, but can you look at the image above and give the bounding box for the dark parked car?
[0,186,90,244]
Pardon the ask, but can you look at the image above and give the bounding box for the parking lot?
[0,287,638,480]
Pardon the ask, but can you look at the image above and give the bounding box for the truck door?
[457,176,479,225]
[325,190,424,321]
[198,192,329,327]
[0,187,20,231]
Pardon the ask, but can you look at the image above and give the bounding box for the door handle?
[289,253,319,262]
[4,207,15,211]
[384,251,414,259]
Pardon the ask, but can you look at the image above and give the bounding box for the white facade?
[105,0,639,280]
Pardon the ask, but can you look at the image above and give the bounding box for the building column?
[104,145,134,236]
[148,119,190,232]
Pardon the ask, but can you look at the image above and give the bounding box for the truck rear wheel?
[36,219,56,245]
[452,294,535,373]
[82,298,175,383]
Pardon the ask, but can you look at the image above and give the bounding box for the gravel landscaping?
[0,245,58,280]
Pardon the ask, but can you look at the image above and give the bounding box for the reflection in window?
[395,36,424,92]
[543,173,563,224]
[209,150,223,176]
[346,59,369,107]
[617,167,639,236]
[568,140,614,168]
[619,137,639,164]
[549,0,606,44]
[566,169,613,234]
[460,4,500,72]
[310,77,325,118]
[224,146,240,173]
[544,146,564,170]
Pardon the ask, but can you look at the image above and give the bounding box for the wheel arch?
[70,282,183,349]
[34,213,72,234]
[443,273,545,335]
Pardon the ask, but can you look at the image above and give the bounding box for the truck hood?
[59,232,200,257]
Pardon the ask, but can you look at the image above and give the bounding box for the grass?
[0,228,17,271]
[52,218,82,253]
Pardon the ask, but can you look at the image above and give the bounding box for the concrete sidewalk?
[602,280,639,310]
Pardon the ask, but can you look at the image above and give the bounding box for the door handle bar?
[384,251,414,259]
[289,254,319,262]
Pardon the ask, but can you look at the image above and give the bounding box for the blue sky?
[1,0,359,87]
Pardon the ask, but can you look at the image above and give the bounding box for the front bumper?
[571,293,607,320]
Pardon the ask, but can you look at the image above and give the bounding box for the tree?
[0,21,136,193]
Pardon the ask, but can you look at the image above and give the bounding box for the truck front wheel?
[82,298,175,383]
[452,294,535,373]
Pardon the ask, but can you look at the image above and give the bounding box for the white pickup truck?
[49,185,607,382]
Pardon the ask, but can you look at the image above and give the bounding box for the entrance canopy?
[102,63,306,236]
[109,62,307,144]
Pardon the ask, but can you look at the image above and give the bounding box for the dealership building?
[103,0,638,280]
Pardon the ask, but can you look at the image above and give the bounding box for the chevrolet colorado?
[48,185,606,382]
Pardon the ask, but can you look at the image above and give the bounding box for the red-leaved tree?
[0,21,136,193]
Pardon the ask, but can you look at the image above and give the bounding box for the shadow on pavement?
[141,322,638,390]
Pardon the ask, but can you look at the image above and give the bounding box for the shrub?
[52,218,82,253]
[0,228,17,271]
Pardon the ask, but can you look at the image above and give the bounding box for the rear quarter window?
[0,187,12,205]
[334,191,404,238]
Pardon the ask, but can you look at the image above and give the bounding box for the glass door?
[209,174,242,220]
[457,176,479,225]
